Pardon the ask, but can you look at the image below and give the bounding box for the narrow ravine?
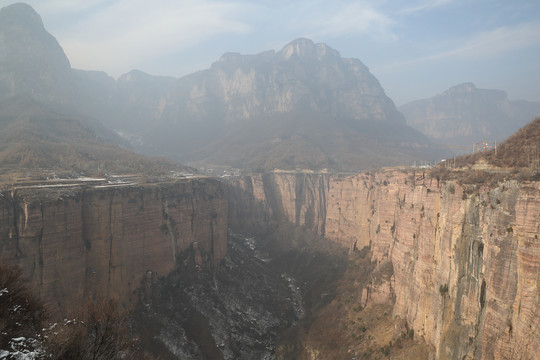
[133,231,307,359]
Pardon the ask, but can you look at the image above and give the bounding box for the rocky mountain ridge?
[112,37,446,171]
[0,3,74,105]
[0,3,448,172]
[399,82,540,153]
[165,37,403,124]
[2,4,538,172]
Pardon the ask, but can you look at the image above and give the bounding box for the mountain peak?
[0,3,45,33]
[440,82,508,102]
[283,38,316,54]
[279,38,339,60]
[218,52,244,63]
[0,2,73,104]
[399,83,535,150]
[445,82,476,94]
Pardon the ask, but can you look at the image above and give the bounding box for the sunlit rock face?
[0,178,227,316]
[165,38,402,124]
[230,170,540,359]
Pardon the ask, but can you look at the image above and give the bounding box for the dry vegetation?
[0,95,185,183]
[0,262,46,356]
[0,260,155,359]
[431,117,540,185]
[458,117,540,169]
[275,248,429,359]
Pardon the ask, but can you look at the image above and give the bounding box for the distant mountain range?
[0,3,453,173]
[2,3,539,173]
[0,4,185,178]
[115,38,451,171]
[399,83,540,154]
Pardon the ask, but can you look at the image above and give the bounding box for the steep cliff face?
[162,38,402,125]
[0,178,227,316]
[229,170,540,359]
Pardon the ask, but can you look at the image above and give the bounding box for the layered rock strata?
[229,170,540,359]
[0,178,227,316]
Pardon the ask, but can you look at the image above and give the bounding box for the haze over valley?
[1,2,540,359]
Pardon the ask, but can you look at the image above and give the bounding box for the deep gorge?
[229,170,540,359]
[2,169,540,359]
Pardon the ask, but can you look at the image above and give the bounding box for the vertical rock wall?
[0,178,227,316]
[229,170,540,359]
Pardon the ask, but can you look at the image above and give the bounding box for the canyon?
[1,4,539,358]
[2,168,540,359]
[230,170,540,359]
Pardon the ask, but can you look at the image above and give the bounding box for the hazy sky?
[1,0,539,105]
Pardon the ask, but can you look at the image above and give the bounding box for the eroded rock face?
[163,38,401,125]
[0,179,227,316]
[229,170,540,359]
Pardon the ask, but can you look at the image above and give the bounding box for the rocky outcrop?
[0,178,227,316]
[135,232,303,360]
[229,170,540,359]
[162,38,403,125]
[107,38,446,172]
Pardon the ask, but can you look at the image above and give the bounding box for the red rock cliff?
[230,170,540,359]
[0,178,227,316]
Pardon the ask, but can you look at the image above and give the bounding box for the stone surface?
[162,38,402,125]
[0,178,227,316]
[229,170,540,359]
[142,39,445,171]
